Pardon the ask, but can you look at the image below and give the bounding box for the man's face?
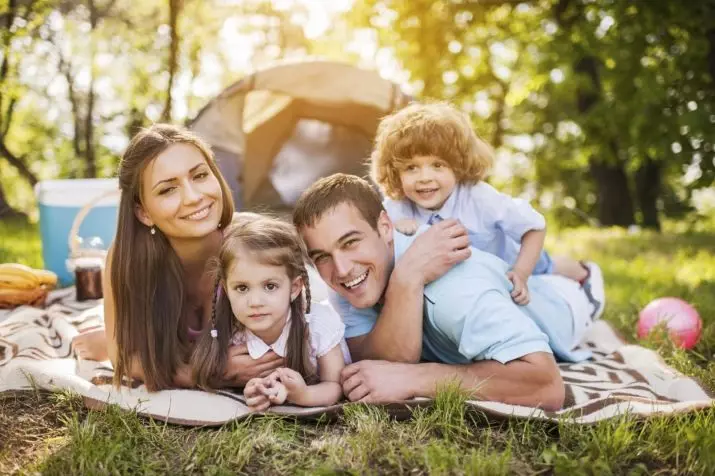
[300,202,394,309]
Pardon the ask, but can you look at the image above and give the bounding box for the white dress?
[231,300,352,370]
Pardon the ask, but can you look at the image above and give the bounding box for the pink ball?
[637,297,702,349]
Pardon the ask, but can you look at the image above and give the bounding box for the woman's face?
[136,143,223,240]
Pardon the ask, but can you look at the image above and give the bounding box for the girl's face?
[136,143,223,240]
[399,155,457,211]
[224,247,302,343]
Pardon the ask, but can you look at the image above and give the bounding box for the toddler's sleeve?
[471,182,546,240]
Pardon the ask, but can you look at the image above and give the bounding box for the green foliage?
[348,0,715,228]
[0,216,43,267]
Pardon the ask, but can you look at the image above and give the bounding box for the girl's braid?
[302,268,311,313]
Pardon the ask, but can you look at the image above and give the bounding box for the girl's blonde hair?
[190,215,315,390]
[371,102,494,200]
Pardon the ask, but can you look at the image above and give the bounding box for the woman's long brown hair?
[190,217,316,391]
[112,124,234,391]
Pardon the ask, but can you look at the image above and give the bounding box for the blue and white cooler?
[34,179,120,286]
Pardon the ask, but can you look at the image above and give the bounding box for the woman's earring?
[217,223,222,229]
[150,226,156,235]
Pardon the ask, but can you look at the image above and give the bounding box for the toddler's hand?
[244,377,271,412]
[507,270,530,306]
[394,218,419,236]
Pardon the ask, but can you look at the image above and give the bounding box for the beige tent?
[189,60,410,211]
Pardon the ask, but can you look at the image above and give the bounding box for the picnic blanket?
[1,289,713,426]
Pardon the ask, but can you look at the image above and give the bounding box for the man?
[294,174,604,410]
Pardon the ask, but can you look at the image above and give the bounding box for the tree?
[0,0,49,216]
[348,0,715,229]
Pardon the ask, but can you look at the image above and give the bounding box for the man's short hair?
[371,101,494,200]
[293,173,384,231]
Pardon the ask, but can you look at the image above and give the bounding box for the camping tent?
[189,60,410,211]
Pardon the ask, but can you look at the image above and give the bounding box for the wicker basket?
[0,189,119,310]
[67,189,120,263]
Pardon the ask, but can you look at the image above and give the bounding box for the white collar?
[245,314,291,359]
[411,185,461,222]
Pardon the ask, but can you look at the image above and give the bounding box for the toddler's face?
[224,247,301,342]
[399,155,456,210]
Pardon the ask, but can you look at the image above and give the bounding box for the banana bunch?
[0,263,58,290]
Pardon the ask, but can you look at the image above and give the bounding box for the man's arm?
[348,219,471,363]
[415,352,564,409]
[341,352,565,411]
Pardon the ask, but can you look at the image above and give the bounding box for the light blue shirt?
[329,229,591,364]
[383,182,549,271]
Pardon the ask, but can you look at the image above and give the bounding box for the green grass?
[1,217,714,475]
[0,217,43,268]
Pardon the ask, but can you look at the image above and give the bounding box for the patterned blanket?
[1,289,712,426]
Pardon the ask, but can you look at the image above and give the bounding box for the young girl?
[190,216,350,411]
[371,102,604,318]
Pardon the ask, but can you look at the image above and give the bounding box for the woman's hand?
[72,327,109,361]
[223,344,285,387]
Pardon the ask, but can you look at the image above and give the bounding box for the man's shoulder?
[393,228,419,259]
[424,248,511,300]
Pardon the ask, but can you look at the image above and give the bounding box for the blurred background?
[1,0,714,230]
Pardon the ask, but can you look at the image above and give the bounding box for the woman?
[72,124,284,391]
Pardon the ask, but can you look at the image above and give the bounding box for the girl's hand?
[394,218,419,236]
[506,270,530,305]
[260,371,288,405]
[244,377,271,412]
[273,367,308,403]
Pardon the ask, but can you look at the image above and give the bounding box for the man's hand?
[340,360,417,403]
[507,270,530,305]
[396,218,471,285]
[223,344,285,386]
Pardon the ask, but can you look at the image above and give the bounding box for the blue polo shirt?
[328,229,591,364]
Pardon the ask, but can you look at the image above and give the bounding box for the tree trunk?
[161,0,182,122]
[634,156,662,231]
[575,58,636,227]
[0,142,38,186]
[0,180,25,219]
[707,28,715,82]
[588,160,635,227]
[556,0,635,228]
[83,0,99,178]
[84,74,96,177]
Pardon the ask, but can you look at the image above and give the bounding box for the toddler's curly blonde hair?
[371,102,494,200]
